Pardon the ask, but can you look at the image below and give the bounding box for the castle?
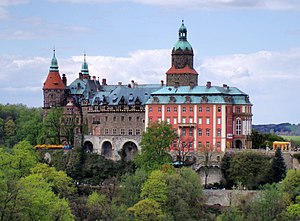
[43,21,252,161]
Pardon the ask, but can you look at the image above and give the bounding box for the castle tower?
[43,49,66,108]
[166,21,198,87]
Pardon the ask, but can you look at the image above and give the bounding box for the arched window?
[236,118,242,135]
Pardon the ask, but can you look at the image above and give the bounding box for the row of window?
[172,141,221,148]
[150,117,222,125]
[180,128,222,137]
[149,106,222,113]
[92,116,143,123]
[103,128,141,136]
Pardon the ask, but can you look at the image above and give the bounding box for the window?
[158,107,161,112]
[217,129,221,137]
[206,107,210,112]
[105,116,108,121]
[182,129,186,136]
[137,116,140,121]
[217,117,221,125]
[189,142,193,148]
[237,107,241,113]
[158,117,162,123]
[105,128,109,135]
[129,116,132,121]
[136,129,141,135]
[182,117,186,123]
[189,129,193,136]
[183,107,186,112]
[149,107,152,112]
[174,107,177,112]
[198,142,202,148]
[189,117,193,123]
[236,118,242,135]
[182,142,186,148]
[206,118,210,125]
[166,117,170,124]
[198,117,202,124]
[112,128,117,135]
[167,107,170,112]
[149,118,152,124]
[173,141,177,148]
[206,129,210,136]
[218,107,221,112]
[217,142,221,148]
[121,116,124,121]
[120,129,125,135]
[199,107,202,112]
[206,142,210,148]
[173,118,177,124]
[198,129,202,136]
[190,107,193,112]
[128,129,133,135]
[113,116,116,121]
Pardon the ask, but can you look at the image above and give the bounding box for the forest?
[0,104,300,220]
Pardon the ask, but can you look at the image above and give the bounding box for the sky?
[0,0,300,124]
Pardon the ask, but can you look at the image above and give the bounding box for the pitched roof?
[43,71,65,90]
[166,65,198,75]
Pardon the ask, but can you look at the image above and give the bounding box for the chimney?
[131,80,135,88]
[223,84,227,88]
[79,72,83,80]
[160,80,164,87]
[118,82,122,85]
[62,74,67,86]
[102,78,107,85]
[92,76,96,81]
[189,82,194,90]
[206,81,211,89]
[174,82,179,88]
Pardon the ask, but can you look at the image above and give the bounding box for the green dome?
[81,54,89,74]
[173,20,192,51]
[50,49,59,71]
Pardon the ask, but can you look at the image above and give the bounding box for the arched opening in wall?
[84,141,93,153]
[235,140,243,149]
[101,141,113,159]
[121,141,138,162]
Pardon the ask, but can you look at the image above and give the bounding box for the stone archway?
[121,141,138,162]
[101,141,113,159]
[235,140,243,149]
[84,141,93,153]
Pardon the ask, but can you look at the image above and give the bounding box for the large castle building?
[43,21,252,161]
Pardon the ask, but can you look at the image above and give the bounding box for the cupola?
[50,49,59,72]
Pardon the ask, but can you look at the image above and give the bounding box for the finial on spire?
[182,19,184,24]
[84,53,86,62]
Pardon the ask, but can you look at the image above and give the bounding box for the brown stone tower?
[43,50,66,109]
[166,21,198,87]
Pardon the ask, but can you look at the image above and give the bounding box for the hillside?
[253,123,300,136]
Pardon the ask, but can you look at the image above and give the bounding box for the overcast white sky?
[0,0,300,124]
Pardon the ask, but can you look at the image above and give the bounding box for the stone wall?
[203,190,261,207]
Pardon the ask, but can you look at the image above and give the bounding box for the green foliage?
[165,167,205,221]
[135,121,177,172]
[128,198,166,221]
[282,169,300,202]
[217,207,244,221]
[141,170,168,205]
[120,169,148,207]
[86,192,111,220]
[251,129,285,149]
[270,148,286,183]
[222,151,272,189]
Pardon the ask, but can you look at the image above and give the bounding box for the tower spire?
[50,48,59,72]
[81,53,89,75]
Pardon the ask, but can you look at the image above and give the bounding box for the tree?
[42,107,64,144]
[227,151,271,189]
[217,207,244,221]
[86,192,111,221]
[270,148,286,183]
[135,121,177,172]
[128,198,166,221]
[140,170,168,206]
[282,169,300,202]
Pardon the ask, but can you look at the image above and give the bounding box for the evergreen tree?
[270,148,286,183]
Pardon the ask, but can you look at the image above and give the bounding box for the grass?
[281,136,300,146]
